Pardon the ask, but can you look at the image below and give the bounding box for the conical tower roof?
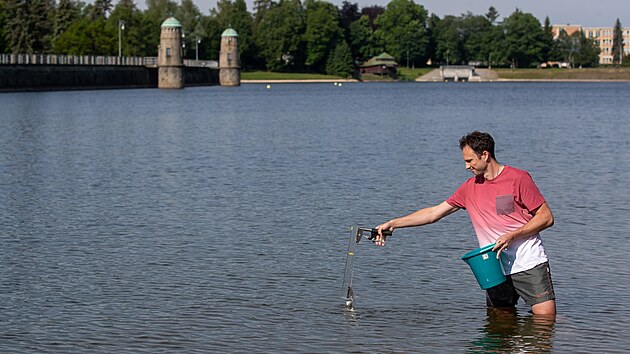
[161,17,182,28]
[221,28,239,37]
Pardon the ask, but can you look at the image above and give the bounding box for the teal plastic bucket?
[461,243,507,290]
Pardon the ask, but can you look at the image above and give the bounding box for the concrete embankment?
[416,67,630,82]
[0,65,218,92]
[415,68,499,82]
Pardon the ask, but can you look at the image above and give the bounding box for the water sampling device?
[341,226,392,308]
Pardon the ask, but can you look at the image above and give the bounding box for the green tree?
[555,29,576,66]
[575,30,600,67]
[485,6,499,24]
[486,23,506,67]
[0,0,9,53]
[145,0,177,23]
[176,0,202,59]
[209,0,254,66]
[555,29,600,68]
[304,0,342,70]
[432,15,462,65]
[540,16,555,63]
[326,39,354,77]
[201,15,222,61]
[501,9,544,68]
[612,18,624,66]
[254,0,305,71]
[424,13,439,64]
[143,0,178,55]
[360,5,383,31]
[482,6,503,67]
[253,0,274,25]
[230,0,254,66]
[374,0,428,67]
[54,17,115,55]
[339,1,359,43]
[431,13,494,65]
[348,15,378,61]
[460,12,493,63]
[4,0,52,53]
[108,0,145,56]
[92,0,112,19]
[53,0,79,43]
[339,2,359,29]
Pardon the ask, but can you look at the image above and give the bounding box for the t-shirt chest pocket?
[496,194,515,215]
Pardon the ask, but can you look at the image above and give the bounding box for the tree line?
[0,0,624,76]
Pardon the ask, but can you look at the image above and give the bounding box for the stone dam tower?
[158,17,184,89]
[219,28,240,86]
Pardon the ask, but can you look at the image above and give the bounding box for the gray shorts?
[486,262,556,307]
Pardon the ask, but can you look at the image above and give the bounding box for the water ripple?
[1,83,630,352]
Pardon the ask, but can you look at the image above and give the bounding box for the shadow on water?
[469,308,555,353]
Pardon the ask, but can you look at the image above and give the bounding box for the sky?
[176,0,627,28]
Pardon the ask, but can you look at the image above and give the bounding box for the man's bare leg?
[532,299,556,316]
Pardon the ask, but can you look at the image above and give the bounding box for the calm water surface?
[1,82,629,352]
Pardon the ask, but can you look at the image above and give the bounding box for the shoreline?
[495,78,630,82]
[243,67,630,84]
[242,78,630,83]
[241,79,359,84]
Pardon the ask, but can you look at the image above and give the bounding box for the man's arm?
[374,201,460,246]
[493,202,554,256]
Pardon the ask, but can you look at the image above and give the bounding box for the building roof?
[360,52,398,68]
[161,17,182,28]
[374,52,395,61]
[222,28,239,37]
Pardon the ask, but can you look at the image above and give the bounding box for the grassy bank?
[494,67,630,81]
[397,67,433,81]
[242,67,630,82]
[242,68,433,81]
[241,71,347,81]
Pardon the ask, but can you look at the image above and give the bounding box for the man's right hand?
[375,222,394,246]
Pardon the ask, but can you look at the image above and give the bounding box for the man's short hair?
[459,131,495,159]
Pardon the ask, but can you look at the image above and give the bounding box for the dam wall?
[0,65,218,92]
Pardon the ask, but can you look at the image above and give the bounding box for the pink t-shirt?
[446,166,548,274]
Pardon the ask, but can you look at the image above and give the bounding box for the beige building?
[552,24,630,65]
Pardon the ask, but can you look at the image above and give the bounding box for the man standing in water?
[376,131,556,316]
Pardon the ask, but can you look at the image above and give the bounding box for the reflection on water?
[345,302,557,353]
[471,309,555,353]
[343,306,360,326]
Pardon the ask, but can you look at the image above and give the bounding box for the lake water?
[1,82,630,352]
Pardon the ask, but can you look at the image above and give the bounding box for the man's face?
[462,145,488,176]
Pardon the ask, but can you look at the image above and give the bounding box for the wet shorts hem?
[486,262,556,307]
[511,262,556,306]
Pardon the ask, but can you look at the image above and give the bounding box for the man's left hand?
[492,234,513,258]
